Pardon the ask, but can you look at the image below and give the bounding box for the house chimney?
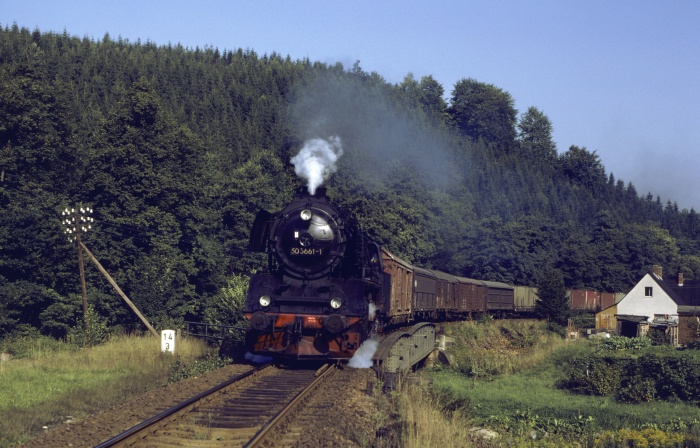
[678,272,684,286]
[652,264,663,279]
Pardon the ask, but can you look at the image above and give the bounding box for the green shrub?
[641,354,700,402]
[561,355,623,396]
[0,332,69,358]
[67,306,108,348]
[597,336,652,351]
[569,311,595,329]
[487,408,595,438]
[563,352,700,405]
[168,353,231,383]
[547,322,567,337]
[618,375,656,404]
[683,340,700,350]
[648,327,673,346]
[594,427,685,448]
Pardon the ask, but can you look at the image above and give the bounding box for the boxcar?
[380,248,414,324]
[432,269,459,317]
[413,267,438,318]
[514,286,539,312]
[455,277,488,314]
[600,292,617,310]
[484,280,515,312]
[570,289,601,311]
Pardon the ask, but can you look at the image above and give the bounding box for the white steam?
[368,302,377,321]
[244,352,273,364]
[291,136,343,194]
[348,338,378,369]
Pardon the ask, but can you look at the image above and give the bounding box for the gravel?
[19,363,392,448]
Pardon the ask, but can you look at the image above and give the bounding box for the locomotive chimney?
[678,272,684,286]
[652,264,663,279]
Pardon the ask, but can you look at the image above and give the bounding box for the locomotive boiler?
[244,187,383,360]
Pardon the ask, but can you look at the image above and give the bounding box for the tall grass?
[0,334,212,447]
[415,320,700,445]
[445,319,567,377]
[397,384,498,448]
[393,320,570,447]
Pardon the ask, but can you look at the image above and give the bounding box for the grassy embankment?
[0,335,215,447]
[397,319,700,447]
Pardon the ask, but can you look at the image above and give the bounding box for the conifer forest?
[2,25,699,338]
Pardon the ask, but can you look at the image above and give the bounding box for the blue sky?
[4,1,700,209]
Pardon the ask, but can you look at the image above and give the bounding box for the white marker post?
[161,330,175,354]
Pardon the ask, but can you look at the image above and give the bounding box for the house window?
[645,287,653,297]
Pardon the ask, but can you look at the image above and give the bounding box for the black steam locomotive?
[244,187,383,360]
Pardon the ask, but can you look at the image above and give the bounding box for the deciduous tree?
[449,78,517,153]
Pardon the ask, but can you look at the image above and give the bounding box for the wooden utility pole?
[79,242,159,338]
[62,206,158,338]
[76,218,88,316]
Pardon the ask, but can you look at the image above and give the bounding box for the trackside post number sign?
[161,330,175,354]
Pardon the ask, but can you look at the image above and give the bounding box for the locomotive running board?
[371,322,436,389]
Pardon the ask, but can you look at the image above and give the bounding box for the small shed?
[595,304,618,332]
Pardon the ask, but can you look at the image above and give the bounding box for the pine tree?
[535,266,570,326]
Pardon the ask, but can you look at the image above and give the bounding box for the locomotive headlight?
[330,297,342,309]
[259,295,271,307]
[300,209,312,221]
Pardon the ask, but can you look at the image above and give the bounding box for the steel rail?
[243,363,336,448]
[94,363,271,448]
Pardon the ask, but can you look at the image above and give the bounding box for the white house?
[614,265,698,344]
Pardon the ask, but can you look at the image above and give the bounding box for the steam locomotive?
[244,187,383,360]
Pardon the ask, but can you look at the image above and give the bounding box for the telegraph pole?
[62,207,93,318]
[61,206,159,337]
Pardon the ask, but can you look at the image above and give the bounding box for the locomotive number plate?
[290,248,323,255]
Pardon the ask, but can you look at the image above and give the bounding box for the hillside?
[1,24,700,337]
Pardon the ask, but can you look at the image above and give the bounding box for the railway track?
[95,363,338,447]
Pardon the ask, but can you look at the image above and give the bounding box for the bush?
[562,351,700,405]
[683,340,700,350]
[594,428,684,448]
[168,353,231,383]
[202,274,249,341]
[67,306,108,348]
[648,327,673,346]
[618,375,656,404]
[597,336,652,351]
[546,322,567,337]
[569,311,595,329]
[561,355,623,396]
[0,331,69,358]
[487,408,595,438]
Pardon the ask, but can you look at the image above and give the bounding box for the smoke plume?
[288,72,460,193]
[348,338,378,368]
[291,136,344,195]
